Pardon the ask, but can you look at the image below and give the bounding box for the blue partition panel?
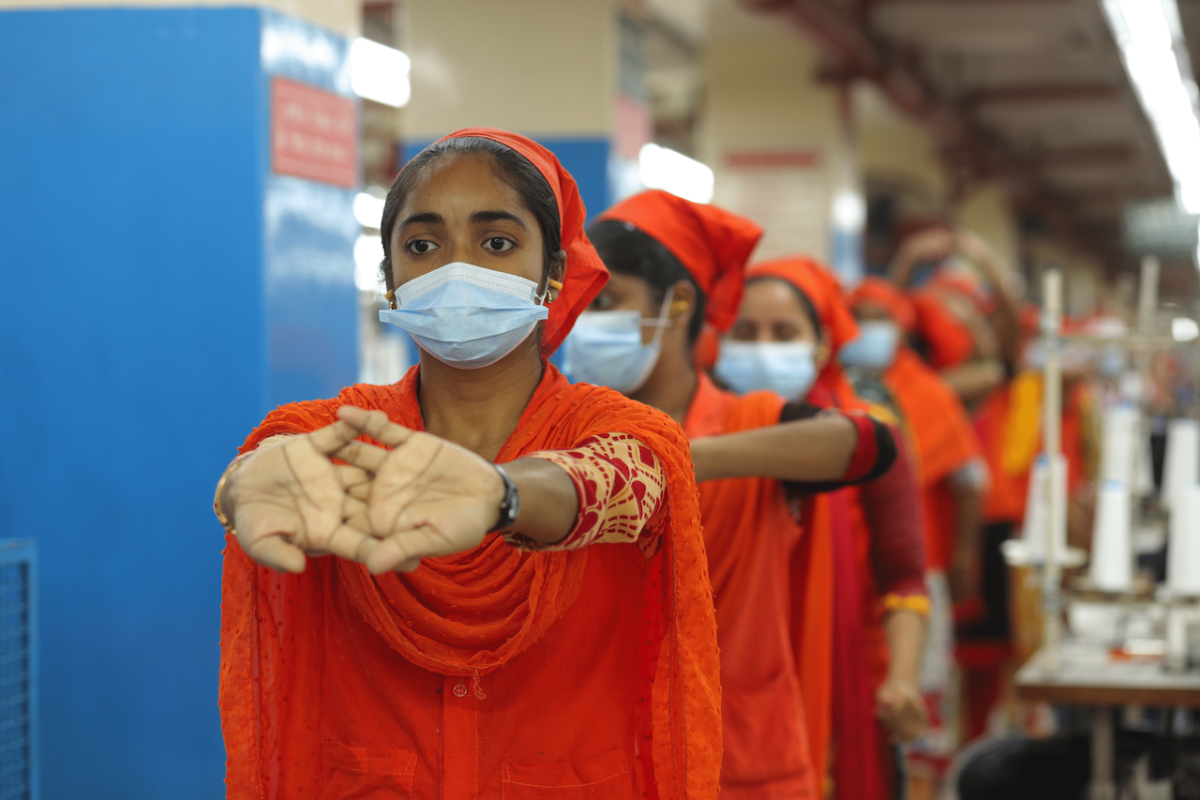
[0,8,356,798]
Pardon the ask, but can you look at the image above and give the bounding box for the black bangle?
[488,464,520,533]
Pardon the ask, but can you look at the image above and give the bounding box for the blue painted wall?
[0,8,357,798]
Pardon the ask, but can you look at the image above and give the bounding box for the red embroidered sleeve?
[503,433,667,557]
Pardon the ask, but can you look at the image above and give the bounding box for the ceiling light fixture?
[349,38,411,108]
[638,143,715,204]
[1102,0,1200,213]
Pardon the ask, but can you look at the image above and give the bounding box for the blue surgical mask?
[561,290,674,393]
[714,341,817,400]
[839,321,900,370]
[378,262,549,369]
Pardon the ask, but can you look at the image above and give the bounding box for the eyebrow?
[398,211,444,229]
[470,210,529,231]
[397,209,530,232]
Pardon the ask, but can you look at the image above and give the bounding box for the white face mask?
[561,289,675,393]
[714,341,818,400]
[378,262,549,369]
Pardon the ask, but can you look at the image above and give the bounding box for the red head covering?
[422,128,609,353]
[747,257,860,355]
[909,288,976,370]
[746,257,864,407]
[849,277,916,332]
[599,189,763,332]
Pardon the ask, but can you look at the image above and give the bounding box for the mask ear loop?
[643,285,677,350]
[537,278,563,307]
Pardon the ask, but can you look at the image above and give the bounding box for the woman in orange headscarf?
[846,277,987,785]
[729,258,930,800]
[215,131,721,800]
[569,190,899,799]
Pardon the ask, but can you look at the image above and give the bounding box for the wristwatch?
[489,464,520,533]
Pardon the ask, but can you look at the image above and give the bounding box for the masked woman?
[215,131,721,800]
[720,259,930,800]
[845,277,987,788]
[565,190,898,799]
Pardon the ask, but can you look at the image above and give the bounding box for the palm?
[225,423,376,572]
[333,407,504,573]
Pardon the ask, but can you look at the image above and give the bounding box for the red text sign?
[271,77,358,187]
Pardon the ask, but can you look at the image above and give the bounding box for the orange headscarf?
[428,128,609,353]
[849,276,916,332]
[600,189,763,332]
[910,288,976,370]
[747,257,863,408]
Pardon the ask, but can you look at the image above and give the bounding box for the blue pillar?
[0,8,357,798]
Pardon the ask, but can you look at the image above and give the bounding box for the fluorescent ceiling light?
[1102,0,1200,212]
[1172,316,1200,342]
[832,191,866,230]
[350,38,411,108]
[354,234,384,292]
[639,143,714,204]
[354,192,386,229]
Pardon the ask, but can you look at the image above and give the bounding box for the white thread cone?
[1163,418,1199,510]
[1100,403,1138,486]
[1090,480,1132,591]
[1022,455,1050,561]
[1022,454,1067,562]
[1168,483,1200,596]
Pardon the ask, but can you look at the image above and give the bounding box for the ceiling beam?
[742,0,1119,267]
[1032,144,1135,168]
[965,83,1120,105]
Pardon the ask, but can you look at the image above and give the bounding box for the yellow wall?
[404,0,617,140]
[701,15,843,263]
[0,0,360,37]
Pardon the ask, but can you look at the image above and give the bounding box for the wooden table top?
[1015,643,1200,707]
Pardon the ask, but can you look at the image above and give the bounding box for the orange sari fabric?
[884,348,982,570]
[975,376,1089,524]
[685,373,818,799]
[220,365,722,800]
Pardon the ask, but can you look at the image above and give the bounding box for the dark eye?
[482,237,514,253]
[590,291,616,311]
[406,239,438,255]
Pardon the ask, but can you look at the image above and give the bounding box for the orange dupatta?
[219,365,722,799]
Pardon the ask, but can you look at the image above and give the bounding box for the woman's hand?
[876,676,929,742]
[333,406,506,574]
[223,422,377,573]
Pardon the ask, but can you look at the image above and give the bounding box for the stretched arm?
[957,232,1021,371]
[889,227,956,288]
[691,414,860,483]
[941,359,1006,407]
[334,407,666,572]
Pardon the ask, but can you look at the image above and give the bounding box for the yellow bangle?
[883,593,932,616]
[212,455,249,536]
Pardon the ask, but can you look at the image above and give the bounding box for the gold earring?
[385,288,397,310]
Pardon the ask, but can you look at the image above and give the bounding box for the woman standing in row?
[216,130,721,800]
[566,189,902,798]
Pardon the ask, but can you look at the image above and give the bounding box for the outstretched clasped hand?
[223,406,507,576]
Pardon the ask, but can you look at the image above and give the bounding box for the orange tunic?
[220,365,722,800]
[883,347,982,570]
[684,374,818,800]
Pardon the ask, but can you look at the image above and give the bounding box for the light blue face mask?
[839,321,900,370]
[714,341,818,400]
[561,290,674,393]
[378,262,549,369]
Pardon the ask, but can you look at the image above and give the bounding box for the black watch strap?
[489,464,520,533]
